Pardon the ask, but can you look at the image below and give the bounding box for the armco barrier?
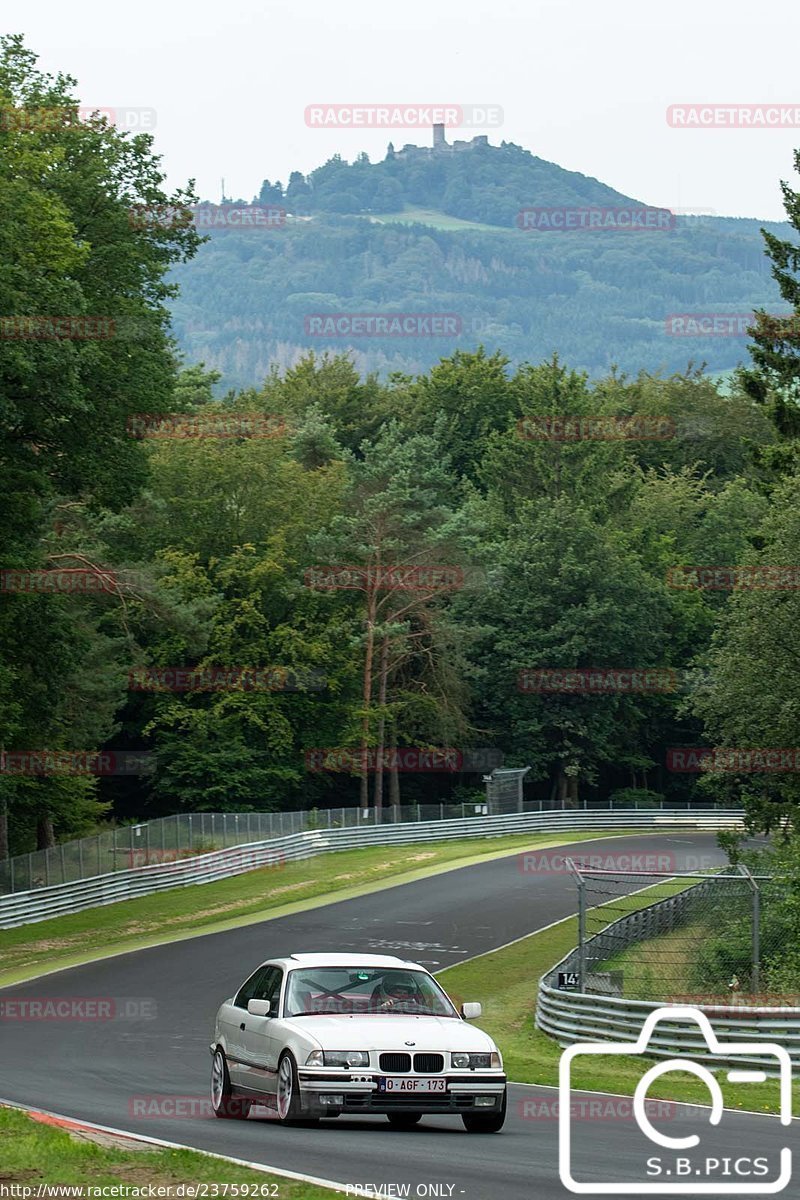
[536,872,800,1070]
[0,807,743,930]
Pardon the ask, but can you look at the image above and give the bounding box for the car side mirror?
[461,1002,482,1020]
[247,998,276,1017]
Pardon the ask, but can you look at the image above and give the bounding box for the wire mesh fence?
[568,863,788,1006]
[0,794,732,897]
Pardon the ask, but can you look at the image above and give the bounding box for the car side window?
[234,966,271,1010]
[259,967,283,1014]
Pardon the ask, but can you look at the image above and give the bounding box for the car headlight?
[451,1052,502,1069]
[306,1050,370,1068]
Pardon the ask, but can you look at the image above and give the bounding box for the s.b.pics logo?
[559,1007,792,1194]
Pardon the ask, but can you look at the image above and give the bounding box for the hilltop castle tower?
[433,122,447,150]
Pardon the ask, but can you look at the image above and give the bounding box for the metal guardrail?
[536,874,800,1069]
[0,798,737,895]
[0,807,743,930]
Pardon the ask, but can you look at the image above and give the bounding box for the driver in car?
[373,972,424,1012]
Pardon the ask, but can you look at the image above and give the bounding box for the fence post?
[566,858,586,991]
[739,864,761,994]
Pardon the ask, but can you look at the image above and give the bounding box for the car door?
[226,966,273,1087]
[239,966,284,1100]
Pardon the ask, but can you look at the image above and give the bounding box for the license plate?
[378,1076,447,1093]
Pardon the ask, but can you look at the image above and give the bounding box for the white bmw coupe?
[210,953,507,1131]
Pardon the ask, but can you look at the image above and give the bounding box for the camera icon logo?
[559,1006,792,1194]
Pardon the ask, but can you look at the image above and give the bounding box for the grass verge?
[438,903,795,1117]
[369,207,504,232]
[0,829,650,988]
[600,915,711,999]
[0,1105,335,1195]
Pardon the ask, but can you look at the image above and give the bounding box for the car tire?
[461,1093,506,1133]
[387,1112,423,1129]
[275,1051,319,1125]
[211,1049,252,1120]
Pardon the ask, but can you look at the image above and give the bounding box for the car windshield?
[283,966,459,1018]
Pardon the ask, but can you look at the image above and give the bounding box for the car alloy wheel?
[277,1053,294,1119]
[275,1051,319,1126]
[211,1049,251,1120]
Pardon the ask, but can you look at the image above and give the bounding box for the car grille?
[377,1052,445,1073]
[413,1053,444,1073]
[379,1052,411,1073]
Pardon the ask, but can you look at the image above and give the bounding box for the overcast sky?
[15,0,800,220]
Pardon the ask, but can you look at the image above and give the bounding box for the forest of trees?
[5,35,800,861]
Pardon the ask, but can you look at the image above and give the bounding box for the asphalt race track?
[0,832,793,1199]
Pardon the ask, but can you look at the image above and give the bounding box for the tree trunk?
[557,769,567,808]
[567,773,579,808]
[0,745,7,862]
[359,581,378,811]
[389,750,401,812]
[0,795,8,862]
[36,815,56,850]
[373,635,390,818]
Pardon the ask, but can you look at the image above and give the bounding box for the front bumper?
[297,1069,507,1116]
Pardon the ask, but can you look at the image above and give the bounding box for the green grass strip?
[0,1104,338,1196]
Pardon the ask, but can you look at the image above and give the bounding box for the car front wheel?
[275,1052,319,1126]
[211,1049,252,1120]
[462,1093,506,1133]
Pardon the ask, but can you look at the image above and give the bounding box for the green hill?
[169,138,789,386]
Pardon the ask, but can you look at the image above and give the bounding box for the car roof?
[262,953,422,970]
